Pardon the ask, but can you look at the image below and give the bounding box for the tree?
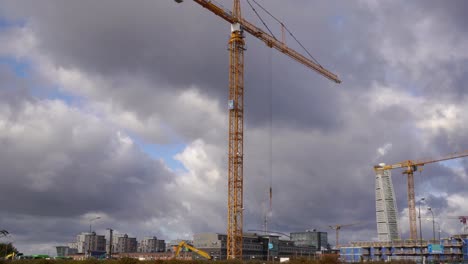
[0,230,9,238]
[0,243,18,258]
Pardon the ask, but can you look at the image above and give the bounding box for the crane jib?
[188,0,341,83]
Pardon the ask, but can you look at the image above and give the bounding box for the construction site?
[1,1,468,263]
[166,0,468,262]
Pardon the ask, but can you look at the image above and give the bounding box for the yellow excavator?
[174,241,212,260]
[5,252,16,260]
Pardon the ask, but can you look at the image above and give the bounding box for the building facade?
[291,230,327,251]
[341,236,468,263]
[72,232,106,253]
[193,233,316,260]
[138,237,166,253]
[375,168,400,241]
[56,246,77,257]
[114,234,137,253]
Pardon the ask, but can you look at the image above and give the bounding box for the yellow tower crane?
[175,0,341,259]
[374,150,468,240]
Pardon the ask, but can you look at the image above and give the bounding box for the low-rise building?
[291,230,328,251]
[341,236,468,262]
[193,232,316,260]
[138,236,166,252]
[114,234,137,253]
[56,246,74,257]
[71,232,106,254]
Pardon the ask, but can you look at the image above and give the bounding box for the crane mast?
[329,222,363,248]
[404,169,417,240]
[176,0,341,259]
[227,0,244,259]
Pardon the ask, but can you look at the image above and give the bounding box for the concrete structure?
[114,234,137,253]
[56,246,78,257]
[291,230,328,251]
[156,239,166,252]
[69,251,191,261]
[72,232,106,254]
[341,236,468,263]
[375,169,400,241]
[193,233,316,260]
[138,237,166,253]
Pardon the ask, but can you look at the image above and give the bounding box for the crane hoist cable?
[251,0,323,67]
[268,47,273,214]
[245,0,277,40]
[177,0,341,259]
[246,0,276,225]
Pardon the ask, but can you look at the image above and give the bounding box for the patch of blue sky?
[0,17,25,29]
[384,69,423,97]
[0,56,84,106]
[0,56,30,78]
[438,159,465,170]
[330,14,345,31]
[44,87,83,106]
[130,134,187,172]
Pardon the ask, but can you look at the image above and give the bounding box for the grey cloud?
[0,0,385,131]
[0,98,174,219]
[1,0,468,251]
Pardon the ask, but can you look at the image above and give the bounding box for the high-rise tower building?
[375,168,400,241]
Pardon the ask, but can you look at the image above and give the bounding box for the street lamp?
[418,197,425,264]
[89,216,101,233]
[87,216,101,258]
[426,218,442,241]
[427,207,435,242]
[106,228,113,259]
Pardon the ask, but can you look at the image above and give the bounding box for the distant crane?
[175,0,341,259]
[329,222,362,248]
[447,216,468,233]
[375,150,468,240]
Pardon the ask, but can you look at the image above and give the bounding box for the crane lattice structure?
[175,0,341,259]
[329,222,363,248]
[374,150,468,240]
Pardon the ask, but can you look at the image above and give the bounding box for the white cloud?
[377,143,392,158]
[1,0,468,250]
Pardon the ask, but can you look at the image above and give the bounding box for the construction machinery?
[5,252,16,260]
[374,150,468,240]
[329,222,363,248]
[174,241,212,260]
[175,0,341,259]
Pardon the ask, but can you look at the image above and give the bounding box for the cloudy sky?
[1,0,468,255]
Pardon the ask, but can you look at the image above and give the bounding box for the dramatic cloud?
[0,0,467,255]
